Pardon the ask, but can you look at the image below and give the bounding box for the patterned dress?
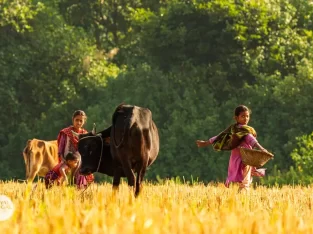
[57,126,94,188]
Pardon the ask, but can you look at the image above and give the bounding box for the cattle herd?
[22,104,160,196]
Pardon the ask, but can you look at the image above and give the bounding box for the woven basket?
[240,148,274,167]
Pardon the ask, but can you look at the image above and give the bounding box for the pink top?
[209,132,264,187]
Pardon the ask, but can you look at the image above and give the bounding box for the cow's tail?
[112,106,133,149]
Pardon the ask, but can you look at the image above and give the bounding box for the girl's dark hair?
[65,152,78,161]
[72,110,87,120]
[234,105,251,116]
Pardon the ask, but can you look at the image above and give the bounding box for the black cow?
[78,104,159,196]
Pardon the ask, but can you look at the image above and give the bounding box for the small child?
[45,152,79,189]
[196,105,269,192]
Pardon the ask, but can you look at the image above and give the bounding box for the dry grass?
[0,180,313,233]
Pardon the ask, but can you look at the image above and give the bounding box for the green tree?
[0,0,119,178]
[291,132,313,174]
[58,0,164,65]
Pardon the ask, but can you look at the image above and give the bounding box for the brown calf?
[22,139,59,182]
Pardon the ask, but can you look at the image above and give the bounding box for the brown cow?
[22,139,59,182]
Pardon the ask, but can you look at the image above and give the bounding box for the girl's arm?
[246,134,269,152]
[254,142,269,153]
[196,136,217,148]
[59,164,69,185]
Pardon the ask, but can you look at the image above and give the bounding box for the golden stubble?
[0,181,313,234]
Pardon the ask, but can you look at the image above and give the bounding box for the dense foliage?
[1,0,313,184]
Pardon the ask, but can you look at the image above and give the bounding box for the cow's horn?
[92,123,96,135]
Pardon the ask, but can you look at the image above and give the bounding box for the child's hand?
[196,140,210,148]
[64,179,69,185]
[57,179,63,186]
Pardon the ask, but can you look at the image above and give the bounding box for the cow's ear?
[92,123,96,135]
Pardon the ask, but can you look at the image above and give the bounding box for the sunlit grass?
[0,180,313,233]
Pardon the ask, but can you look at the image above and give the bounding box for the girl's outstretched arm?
[196,136,217,148]
[196,140,211,147]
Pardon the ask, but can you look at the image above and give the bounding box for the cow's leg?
[135,158,148,197]
[121,158,136,194]
[24,158,29,180]
[27,166,40,183]
[135,169,145,197]
[25,169,29,181]
[112,166,123,191]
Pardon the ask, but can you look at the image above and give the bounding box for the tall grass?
[0,181,313,233]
